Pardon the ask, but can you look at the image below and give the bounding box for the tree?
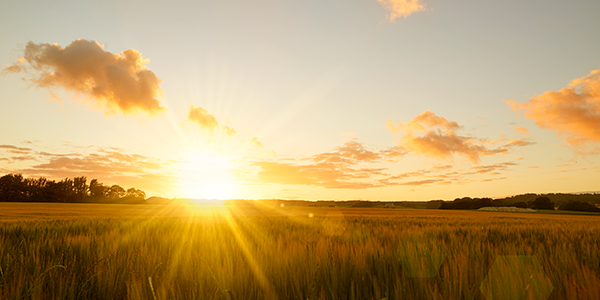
[0,174,26,202]
[558,201,600,212]
[439,197,494,210]
[0,174,147,204]
[43,180,64,203]
[58,178,76,202]
[531,196,555,210]
[24,176,48,202]
[106,185,126,201]
[122,188,147,203]
[73,176,88,202]
[89,179,106,201]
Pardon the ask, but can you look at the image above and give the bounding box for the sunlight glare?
[178,149,238,200]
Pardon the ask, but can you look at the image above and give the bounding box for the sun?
[178,150,238,200]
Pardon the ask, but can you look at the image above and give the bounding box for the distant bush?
[558,201,600,213]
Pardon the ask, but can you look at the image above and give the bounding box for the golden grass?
[0,202,598,299]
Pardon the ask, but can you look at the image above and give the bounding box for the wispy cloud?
[251,137,518,189]
[3,39,166,116]
[377,0,427,21]
[514,126,529,135]
[312,139,404,164]
[385,161,518,186]
[252,139,401,189]
[0,145,32,152]
[0,145,32,155]
[253,161,387,189]
[186,105,268,154]
[386,111,531,163]
[507,69,600,154]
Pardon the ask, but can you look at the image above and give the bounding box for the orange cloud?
[186,105,268,151]
[507,69,600,153]
[377,0,427,21]
[251,138,514,189]
[187,105,239,138]
[4,39,166,116]
[382,161,518,187]
[254,161,387,189]
[467,162,517,175]
[187,105,219,132]
[386,111,526,163]
[253,139,402,189]
[514,126,529,135]
[312,139,404,164]
[397,179,445,186]
[503,139,535,148]
[0,145,32,154]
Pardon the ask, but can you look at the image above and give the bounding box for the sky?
[1,0,599,201]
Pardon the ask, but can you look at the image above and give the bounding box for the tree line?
[437,196,600,212]
[0,174,146,204]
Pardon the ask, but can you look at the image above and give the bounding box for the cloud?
[312,139,404,164]
[186,105,269,153]
[187,105,242,139]
[504,139,535,148]
[252,134,522,189]
[397,179,445,186]
[249,137,264,149]
[377,0,427,21]
[252,139,401,189]
[386,111,526,163]
[253,161,386,189]
[4,39,166,116]
[187,105,220,132]
[384,161,517,186]
[467,162,517,175]
[0,145,32,154]
[30,150,165,175]
[507,69,600,153]
[514,126,529,135]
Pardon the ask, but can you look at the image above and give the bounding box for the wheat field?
[0,202,598,299]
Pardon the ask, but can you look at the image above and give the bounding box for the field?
[0,202,599,299]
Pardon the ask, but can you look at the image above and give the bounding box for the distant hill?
[146,193,600,211]
[493,193,600,208]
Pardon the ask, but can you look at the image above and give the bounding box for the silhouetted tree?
[0,174,27,202]
[122,188,147,203]
[439,197,494,210]
[531,196,555,210]
[73,176,88,202]
[89,179,106,201]
[43,180,64,203]
[24,176,48,201]
[106,185,126,201]
[0,174,147,204]
[558,201,600,212]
